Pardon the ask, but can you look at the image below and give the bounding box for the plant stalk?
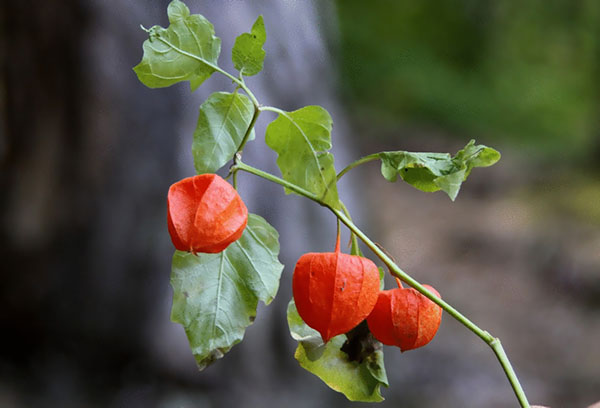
[236,106,261,155]
[336,153,380,180]
[154,35,260,107]
[334,209,530,407]
[232,160,530,408]
[340,202,361,255]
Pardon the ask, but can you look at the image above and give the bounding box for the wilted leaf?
[378,139,500,200]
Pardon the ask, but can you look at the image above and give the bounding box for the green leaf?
[350,236,363,257]
[265,106,341,209]
[192,91,255,174]
[171,214,284,369]
[454,139,502,176]
[133,0,221,91]
[232,15,266,76]
[287,301,388,402]
[378,139,500,200]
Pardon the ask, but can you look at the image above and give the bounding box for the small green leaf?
[287,301,388,402]
[378,267,385,290]
[232,15,266,76]
[377,140,500,200]
[350,236,363,257]
[455,139,501,177]
[133,0,221,91]
[171,214,284,369]
[265,106,341,209]
[192,91,255,174]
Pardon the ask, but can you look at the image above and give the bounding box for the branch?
[232,160,530,408]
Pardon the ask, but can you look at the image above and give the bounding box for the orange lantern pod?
[292,237,380,343]
[367,281,442,351]
[167,174,248,254]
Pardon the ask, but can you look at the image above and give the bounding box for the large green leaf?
[192,92,255,174]
[378,139,500,200]
[265,106,341,209]
[133,0,221,91]
[171,214,284,369]
[287,301,388,402]
[232,15,266,76]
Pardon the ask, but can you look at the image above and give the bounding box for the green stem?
[259,105,285,115]
[335,208,529,406]
[232,160,530,408]
[340,202,361,255]
[334,208,491,340]
[337,153,380,180]
[236,106,261,155]
[154,36,260,107]
[232,169,238,189]
[234,76,260,109]
[490,338,531,407]
[233,161,321,202]
[335,218,341,252]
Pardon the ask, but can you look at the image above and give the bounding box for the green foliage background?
[336,0,600,159]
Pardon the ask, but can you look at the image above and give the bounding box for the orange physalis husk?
[367,284,442,351]
[292,236,380,343]
[167,174,248,254]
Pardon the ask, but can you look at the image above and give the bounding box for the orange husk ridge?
[167,174,248,254]
[292,234,380,343]
[367,280,442,351]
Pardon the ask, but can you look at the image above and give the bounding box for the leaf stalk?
[336,153,381,180]
[236,106,261,156]
[153,35,260,107]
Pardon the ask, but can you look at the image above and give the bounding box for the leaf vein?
[278,111,329,191]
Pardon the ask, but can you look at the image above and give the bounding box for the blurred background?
[1,0,599,407]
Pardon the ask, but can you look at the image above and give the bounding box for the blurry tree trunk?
[1,0,93,365]
[1,0,182,402]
